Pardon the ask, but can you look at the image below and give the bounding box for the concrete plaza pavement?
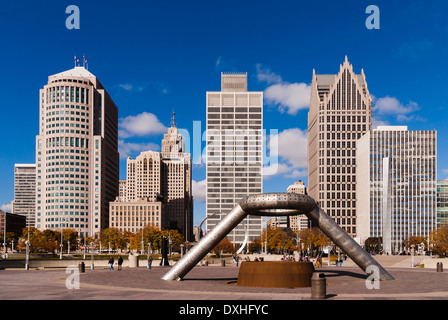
[0,255,448,301]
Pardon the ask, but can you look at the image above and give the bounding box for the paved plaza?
[0,256,448,301]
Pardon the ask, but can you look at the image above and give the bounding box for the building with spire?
[35,65,119,237]
[160,112,193,241]
[110,113,193,241]
[307,56,372,237]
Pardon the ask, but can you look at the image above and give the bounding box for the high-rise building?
[356,126,437,253]
[13,164,36,228]
[206,72,263,247]
[160,113,193,241]
[119,114,193,240]
[437,179,448,226]
[35,65,119,237]
[308,56,372,237]
[287,181,309,231]
[118,180,127,202]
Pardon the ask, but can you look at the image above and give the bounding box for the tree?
[430,226,448,257]
[211,237,235,256]
[101,228,127,252]
[403,235,427,251]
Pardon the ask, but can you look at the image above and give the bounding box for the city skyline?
[1,1,448,229]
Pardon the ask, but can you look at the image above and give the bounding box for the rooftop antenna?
[171,111,176,127]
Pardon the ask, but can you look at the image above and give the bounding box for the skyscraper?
[35,65,119,237]
[286,181,309,231]
[206,73,263,247]
[437,179,448,226]
[160,113,193,241]
[13,164,36,228]
[356,126,437,253]
[308,56,372,237]
[120,114,193,240]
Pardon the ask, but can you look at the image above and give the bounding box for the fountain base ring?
[237,261,315,288]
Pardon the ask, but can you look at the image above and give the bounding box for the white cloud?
[372,116,389,129]
[192,179,206,205]
[264,128,308,178]
[118,83,134,91]
[0,203,12,212]
[270,128,308,169]
[119,112,167,139]
[118,140,160,159]
[264,83,311,115]
[256,64,311,115]
[255,64,283,84]
[373,96,420,116]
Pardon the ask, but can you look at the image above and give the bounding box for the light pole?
[25,240,30,270]
[3,210,6,260]
[67,241,70,255]
[90,242,94,270]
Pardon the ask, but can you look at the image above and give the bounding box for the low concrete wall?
[0,257,153,269]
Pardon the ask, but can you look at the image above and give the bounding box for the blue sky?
[1,0,447,226]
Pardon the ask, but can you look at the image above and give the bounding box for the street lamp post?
[3,211,6,260]
[68,241,70,255]
[25,240,30,270]
[90,242,94,270]
[83,233,86,260]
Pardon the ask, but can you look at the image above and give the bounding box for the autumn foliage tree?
[430,226,448,257]
[211,237,235,256]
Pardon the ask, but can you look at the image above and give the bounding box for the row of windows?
[46,86,90,104]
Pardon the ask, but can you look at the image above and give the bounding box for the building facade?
[35,66,119,237]
[356,126,437,253]
[206,72,263,247]
[437,179,448,226]
[13,164,36,228]
[117,115,193,240]
[286,181,309,231]
[308,56,372,237]
[109,199,163,233]
[0,210,27,239]
[160,113,193,241]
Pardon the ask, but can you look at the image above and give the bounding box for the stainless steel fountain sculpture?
[161,193,394,281]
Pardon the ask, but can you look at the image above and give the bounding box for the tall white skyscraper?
[35,65,119,237]
[356,126,437,253]
[13,164,36,227]
[206,73,263,247]
[308,56,372,237]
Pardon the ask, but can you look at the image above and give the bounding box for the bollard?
[221,260,226,267]
[311,272,326,299]
[437,262,443,273]
[79,262,85,273]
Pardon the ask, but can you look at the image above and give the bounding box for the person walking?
[147,254,153,269]
[117,256,123,271]
[108,256,114,270]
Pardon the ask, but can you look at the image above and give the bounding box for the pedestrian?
[108,256,114,270]
[235,255,240,267]
[147,254,153,269]
[117,256,123,271]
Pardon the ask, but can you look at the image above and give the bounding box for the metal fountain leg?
[161,193,394,281]
[306,206,394,280]
[161,204,247,281]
